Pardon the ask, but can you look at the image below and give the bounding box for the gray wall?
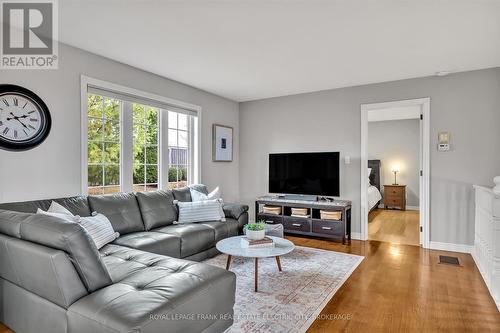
[0,43,240,203]
[239,67,500,245]
[368,119,420,207]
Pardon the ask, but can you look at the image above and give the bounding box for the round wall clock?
[0,84,51,151]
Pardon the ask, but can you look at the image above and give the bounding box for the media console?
[255,196,352,244]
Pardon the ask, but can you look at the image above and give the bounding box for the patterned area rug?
[204,246,364,333]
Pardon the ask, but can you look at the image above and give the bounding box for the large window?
[133,104,159,192]
[168,111,190,189]
[84,79,199,195]
[87,95,121,195]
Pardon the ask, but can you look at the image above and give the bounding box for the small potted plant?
[245,221,266,240]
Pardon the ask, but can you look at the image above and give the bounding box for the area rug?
[204,246,364,333]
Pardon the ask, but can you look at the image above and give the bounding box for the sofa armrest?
[223,203,249,220]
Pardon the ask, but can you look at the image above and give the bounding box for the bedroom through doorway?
[361,98,430,247]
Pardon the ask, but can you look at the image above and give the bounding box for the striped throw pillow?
[176,199,224,224]
[79,213,119,249]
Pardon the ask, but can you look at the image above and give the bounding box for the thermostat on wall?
[438,143,450,151]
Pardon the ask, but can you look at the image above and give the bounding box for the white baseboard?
[429,241,473,254]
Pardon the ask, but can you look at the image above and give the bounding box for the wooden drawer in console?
[257,214,282,224]
[312,220,344,237]
[283,217,311,233]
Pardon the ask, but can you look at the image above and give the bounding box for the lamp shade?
[391,165,400,173]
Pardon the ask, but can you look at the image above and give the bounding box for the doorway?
[360,98,430,248]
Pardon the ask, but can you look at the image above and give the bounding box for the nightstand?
[383,185,406,210]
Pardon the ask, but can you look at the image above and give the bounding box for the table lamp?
[391,165,400,185]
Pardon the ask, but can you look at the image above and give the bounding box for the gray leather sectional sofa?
[0,185,249,333]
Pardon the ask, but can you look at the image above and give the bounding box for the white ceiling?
[60,0,500,102]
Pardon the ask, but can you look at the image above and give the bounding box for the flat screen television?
[269,152,340,197]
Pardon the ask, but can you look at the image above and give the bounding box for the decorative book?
[290,214,310,218]
[241,236,275,248]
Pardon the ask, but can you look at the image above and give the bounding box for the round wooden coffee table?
[216,236,295,292]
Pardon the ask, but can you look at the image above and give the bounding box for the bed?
[368,160,382,211]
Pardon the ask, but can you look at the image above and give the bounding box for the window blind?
[87,86,198,117]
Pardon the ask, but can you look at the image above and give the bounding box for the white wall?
[368,119,420,207]
[0,43,240,203]
[239,67,500,245]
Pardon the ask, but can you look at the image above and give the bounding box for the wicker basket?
[291,207,308,216]
[263,205,282,215]
[320,210,342,220]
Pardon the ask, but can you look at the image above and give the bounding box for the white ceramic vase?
[246,229,265,240]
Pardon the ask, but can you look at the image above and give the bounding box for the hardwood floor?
[1,237,499,333]
[285,236,500,332]
[369,208,420,246]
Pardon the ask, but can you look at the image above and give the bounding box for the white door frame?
[360,98,430,248]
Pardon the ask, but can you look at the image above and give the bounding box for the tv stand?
[255,195,352,244]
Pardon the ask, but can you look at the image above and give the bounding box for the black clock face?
[0,85,51,151]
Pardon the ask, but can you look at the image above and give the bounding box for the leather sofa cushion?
[88,193,145,234]
[17,213,112,292]
[153,224,215,258]
[172,184,209,202]
[223,203,249,220]
[199,220,239,242]
[135,190,177,230]
[69,244,235,333]
[0,209,30,238]
[112,231,181,258]
[0,196,91,216]
[0,234,88,309]
[172,187,192,202]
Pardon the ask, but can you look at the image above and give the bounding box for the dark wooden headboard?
[368,160,381,192]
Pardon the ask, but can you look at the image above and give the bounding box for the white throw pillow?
[176,199,224,224]
[36,208,79,223]
[190,186,225,221]
[190,188,208,201]
[48,201,74,216]
[79,213,119,249]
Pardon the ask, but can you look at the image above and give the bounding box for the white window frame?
[80,75,202,194]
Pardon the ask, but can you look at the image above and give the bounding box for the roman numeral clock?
[0,85,51,151]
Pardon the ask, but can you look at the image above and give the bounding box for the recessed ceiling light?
[435,71,452,76]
